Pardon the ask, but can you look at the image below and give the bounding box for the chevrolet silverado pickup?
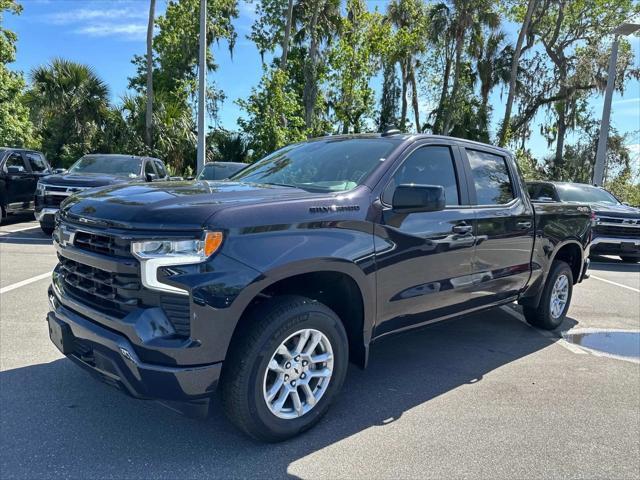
[46,134,591,441]
[527,181,640,263]
[35,154,169,235]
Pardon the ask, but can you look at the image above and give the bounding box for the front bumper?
[588,236,640,257]
[47,287,222,413]
[34,207,58,224]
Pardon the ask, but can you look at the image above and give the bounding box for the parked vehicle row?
[527,181,640,263]
[46,133,592,441]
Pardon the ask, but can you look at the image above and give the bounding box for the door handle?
[516,221,532,229]
[452,223,473,234]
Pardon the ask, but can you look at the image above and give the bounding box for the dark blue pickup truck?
[46,134,591,441]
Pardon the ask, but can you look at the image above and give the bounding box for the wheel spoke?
[309,367,332,378]
[301,383,316,406]
[266,376,285,402]
[268,359,284,373]
[290,389,303,416]
[276,344,292,359]
[303,331,322,355]
[310,352,332,364]
[295,330,311,355]
[272,385,291,412]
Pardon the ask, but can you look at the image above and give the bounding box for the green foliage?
[208,128,250,162]
[237,68,307,159]
[25,59,109,167]
[514,148,546,181]
[0,0,35,148]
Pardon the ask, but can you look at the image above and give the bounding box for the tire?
[40,224,54,236]
[523,260,573,330]
[620,256,639,264]
[220,295,349,442]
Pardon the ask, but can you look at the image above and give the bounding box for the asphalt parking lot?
[1,214,639,479]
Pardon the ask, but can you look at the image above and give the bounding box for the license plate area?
[47,315,75,355]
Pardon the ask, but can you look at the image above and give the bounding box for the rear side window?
[383,145,459,206]
[145,161,156,176]
[154,160,167,177]
[527,183,557,201]
[466,149,514,205]
[26,153,48,173]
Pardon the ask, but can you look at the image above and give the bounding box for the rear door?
[24,151,50,197]
[374,141,478,336]
[461,147,534,305]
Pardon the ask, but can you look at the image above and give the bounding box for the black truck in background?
[46,134,591,441]
[35,154,169,235]
[0,147,52,224]
[528,181,640,263]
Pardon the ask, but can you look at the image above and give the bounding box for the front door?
[374,143,477,336]
[3,152,33,209]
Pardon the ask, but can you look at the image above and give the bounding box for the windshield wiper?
[260,182,299,189]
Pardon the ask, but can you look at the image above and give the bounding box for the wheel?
[620,256,639,263]
[40,224,54,236]
[220,295,349,442]
[523,260,573,330]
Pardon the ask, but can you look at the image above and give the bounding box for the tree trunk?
[409,60,420,132]
[280,0,294,70]
[433,53,451,134]
[442,29,464,135]
[145,0,156,148]
[498,0,537,147]
[399,59,408,132]
[303,1,322,131]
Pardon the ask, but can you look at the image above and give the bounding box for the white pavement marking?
[0,237,51,242]
[590,275,640,293]
[0,272,52,294]
[499,305,589,355]
[0,225,39,235]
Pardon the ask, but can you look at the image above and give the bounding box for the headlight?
[36,182,46,196]
[131,231,223,260]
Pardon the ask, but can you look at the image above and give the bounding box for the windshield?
[68,156,142,177]
[230,138,402,192]
[198,163,245,181]
[556,184,620,205]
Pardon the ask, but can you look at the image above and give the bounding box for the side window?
[4,153,27,173]
[154,160,167,178]
[26,153,48,173]
[144,161,156,176]
[527,183,556,201]
[383,145,459,206]
[466,149,514,205]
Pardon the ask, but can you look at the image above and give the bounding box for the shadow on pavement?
[588,260,640,274]
[0,309,572,479]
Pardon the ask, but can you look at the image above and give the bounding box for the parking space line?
[0,237,50,242]
[590,275,640,293]
[0,225,40,235]
[0,272,52,294]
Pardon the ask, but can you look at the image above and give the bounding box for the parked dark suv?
[47,134,591,441]
[35,154,169,235]
[527,181,640,263]
[0,148,52,224]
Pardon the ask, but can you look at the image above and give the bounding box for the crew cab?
[35,154,169,235]
[46,134,591,441]
[0,148,52,223]
[527,181,640,263]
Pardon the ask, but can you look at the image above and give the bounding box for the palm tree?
[26,58,110,166]
[145,0,156,147]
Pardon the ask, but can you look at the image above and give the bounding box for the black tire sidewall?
[246,304,348,440]
[539,261,573,329]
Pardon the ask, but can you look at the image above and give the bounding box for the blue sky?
[5,0,640,163]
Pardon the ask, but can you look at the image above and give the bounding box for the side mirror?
[7,166,23,174]
[622,201,630,206]
[145,172,157,182]
[392,184,446,213]
[53,168,67,175]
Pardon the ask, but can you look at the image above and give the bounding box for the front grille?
[595,225,640,238]
[44,195,67,207]
[58,255,191,337]
[73,231,133,258]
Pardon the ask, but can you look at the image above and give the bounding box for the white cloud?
[74,23,147,40]
[44,8,147,25]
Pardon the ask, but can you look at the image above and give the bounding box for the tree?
[327,0,385,133]
[208,128,250,162]
[378,60,401,131]
[25,59,110,167]
[145,0,156,147]
[0,0,34,147]
[237,68,307,159]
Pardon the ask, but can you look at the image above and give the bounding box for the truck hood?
[41,172,132,188]
[60,180,322,230]
[589,202,640,219]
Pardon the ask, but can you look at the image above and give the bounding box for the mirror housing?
[145,172,157,182]
[392,184,446,213]
[6,166,23,174]
[53,168,67,175]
